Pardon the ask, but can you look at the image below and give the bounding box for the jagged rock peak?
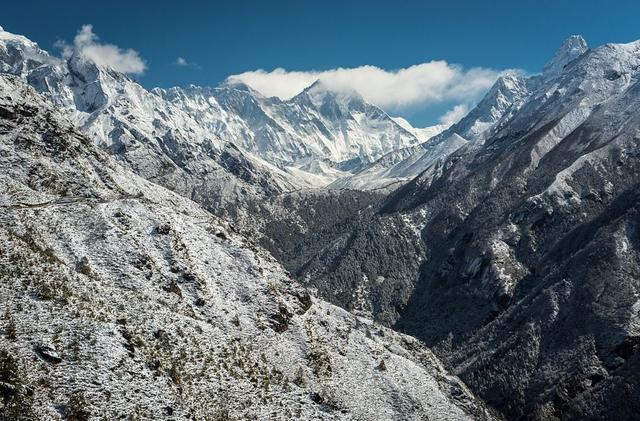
[543,34,588,76]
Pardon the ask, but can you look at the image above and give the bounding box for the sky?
[2,0,640,126]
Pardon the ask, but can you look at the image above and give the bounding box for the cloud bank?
[60,25,146,74]
[439,104,470,125]
[227,62,503,112]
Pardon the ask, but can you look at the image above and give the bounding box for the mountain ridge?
[0,71,495,420]
[0,25,447,194]
[295,34,640,419]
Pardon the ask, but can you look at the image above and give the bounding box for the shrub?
[0,350,34,420]
[66,391,90,421]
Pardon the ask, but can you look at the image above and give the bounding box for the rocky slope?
[298,36,640,419]
[0,74,497,420]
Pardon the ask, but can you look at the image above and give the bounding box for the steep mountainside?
[5,22,639,420]
[0,74,496,420]
[298,36,640,419]
[0,26,304,224]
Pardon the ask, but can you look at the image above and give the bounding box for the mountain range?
[297,34,640,420]
[2,25,640,420]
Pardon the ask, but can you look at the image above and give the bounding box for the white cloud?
[439,104,470,125]
[173,56,201,69]
[227,62,504,112]
[60,25,146,74]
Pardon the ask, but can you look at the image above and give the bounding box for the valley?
[1,24,640,420]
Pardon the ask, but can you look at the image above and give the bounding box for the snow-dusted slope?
[0,74,495,420]
[299,35,640,419]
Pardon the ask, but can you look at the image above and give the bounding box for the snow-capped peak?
[219,78,267,98]
[294,79,365,110]
[0,26,29,42]
[0,27,62,82]
[304,79,360,98]
[543,35,588,77]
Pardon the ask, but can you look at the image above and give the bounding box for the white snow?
[0,73,492,420]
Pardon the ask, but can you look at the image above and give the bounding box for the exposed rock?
[35,343,61,364]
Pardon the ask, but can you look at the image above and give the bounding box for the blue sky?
[3,0,640,126]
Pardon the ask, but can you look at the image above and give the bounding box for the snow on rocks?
[0,74,494,419]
